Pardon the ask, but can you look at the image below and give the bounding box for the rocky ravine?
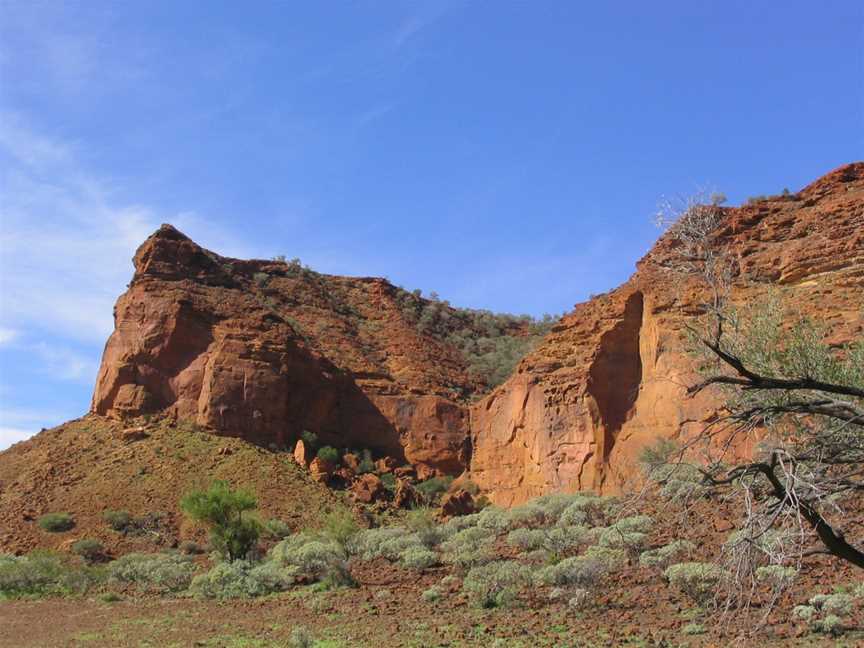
[90,163,864,504]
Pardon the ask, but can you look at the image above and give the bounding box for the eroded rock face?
[469,163,864,505]
[92,225,472,475]
[92,164,864,504]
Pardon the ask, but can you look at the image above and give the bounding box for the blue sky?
[1,1,862,449]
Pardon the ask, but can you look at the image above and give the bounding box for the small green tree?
[180,481,260,562]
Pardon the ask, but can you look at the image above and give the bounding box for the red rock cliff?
[468,163,864,505]
[92,225,474,474]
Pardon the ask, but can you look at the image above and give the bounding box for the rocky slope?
[469,162,864,504]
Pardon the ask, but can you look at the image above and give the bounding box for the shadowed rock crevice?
[587,291,644,488]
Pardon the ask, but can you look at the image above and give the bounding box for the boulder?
[351,473,385,503]
[440,489,475,517]
[393,478,418,509]
[342,452,360,472]
[293,439,311,467]
[375,457,398,474]
[308,457,334,484]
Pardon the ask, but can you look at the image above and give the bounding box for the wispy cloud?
[0,329,18,346]
[0,114,253,343]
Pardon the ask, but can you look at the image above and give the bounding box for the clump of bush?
[639,540,695,569]
[462,560,531,608]
[37,513,74,533]
[321,509,360,548]
[755,564,796,589]
[346,527,407,561]
[270,535,353,588]
[316,446,340,464]
[264,518,293,540]
[794,591,859,636]
[71,539,104,563]
[537,555,607,589]
[440,526,495,571]
[103,510,133,532]
[189,560,296,599]
[400,546,438,570]
[506,528,547,551]
[422,585,442,602]
[108,552,196,593]
[0,552,78,598]
[405,508,446,548]
[556,494,617,528]
[415,476,454,502]
[664,562,723,604]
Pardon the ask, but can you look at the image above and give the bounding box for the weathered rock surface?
[89,163,863,506]
[468,163,864,505]
[92,225,473,475]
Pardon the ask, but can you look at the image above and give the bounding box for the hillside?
[0,416,348,555]
[0,162,861,549]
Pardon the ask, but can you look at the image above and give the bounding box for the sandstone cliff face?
[92,225,472,474]
[469,163,864,505]
[92,164,863,502]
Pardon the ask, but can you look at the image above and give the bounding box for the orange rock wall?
[469,163,864,504]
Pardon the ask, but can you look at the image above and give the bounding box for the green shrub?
[378,534,424,561]
[639,540,695,569]
[583,545,627,568]
[108,552,195,593]
[597,528,647,553]
[543,526,591,554]
[103,510,133,532]
[816,615,845,636]
[475,506,515,534]
[180,481,260,561]
[270,536,352,587]
[321,509,360,548]
[380,473,397,491]
[422,586,442,602]
[415,476,454,501]
[399,546,438,570]
[316,446,339,464]
[288,626,314,648]
[357,449,375,474]
[189,560,296,599]
[556,494,615,527]
[179,541,204,555]
[610,515,653,534]
[537,555,606,589]
[346,527,406,560]
[405,508,445,547]
[0,552,74,597]
[506,528,547,551]
[71,539,103,563]
[300,430,319,448]
[264,518,293,540]
[755,565,796,589]
[822,593,854,616]
[38,513,74,533]
[682,623,706,636]
[792,605,816,622]
[463,560,531,608]
[664,562,723,604]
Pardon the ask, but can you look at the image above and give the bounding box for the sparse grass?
[38,512,75,533]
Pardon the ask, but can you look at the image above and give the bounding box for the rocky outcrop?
[91,163,863,505]
[92,225,473,475]
[468,163,864,505]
